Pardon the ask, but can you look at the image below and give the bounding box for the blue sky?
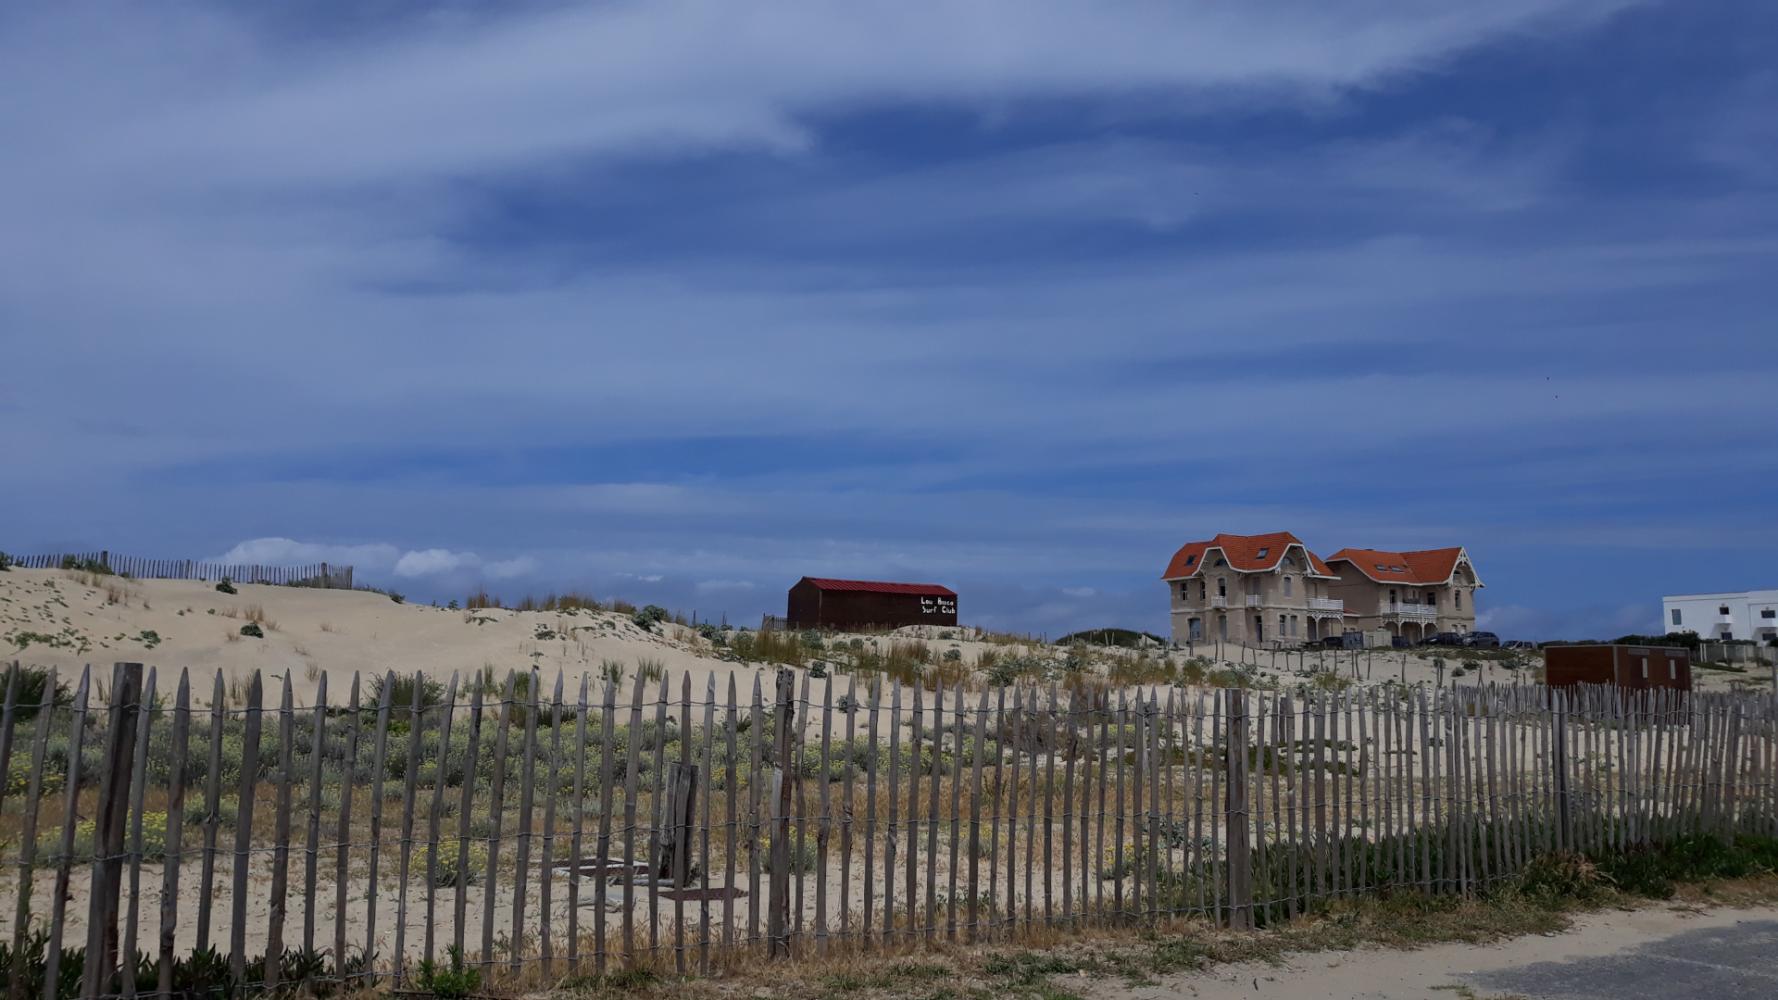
[2,1,1774,639]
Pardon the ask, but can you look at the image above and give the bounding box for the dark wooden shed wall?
[786,580,958,630]
[1545,645,1692,691]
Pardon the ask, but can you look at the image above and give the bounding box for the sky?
[2,1,1775,640]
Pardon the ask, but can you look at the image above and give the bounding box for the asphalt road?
[1473,919,1778,999]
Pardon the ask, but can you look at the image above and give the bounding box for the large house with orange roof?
[1323,547,1482,642]
[1160,531,1350,645]
[1162,532,1482,646]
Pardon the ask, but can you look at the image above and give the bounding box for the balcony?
[1381,602,1438,622]
[1210,595,1228,608]
[1244,594,1263,607]
[1307,597,1344,613]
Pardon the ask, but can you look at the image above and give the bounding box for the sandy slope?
[2,568,1757,707]
[0,568,757,705]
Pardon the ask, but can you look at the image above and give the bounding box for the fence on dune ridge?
[7,551,353,589]
[1,662,1775,999]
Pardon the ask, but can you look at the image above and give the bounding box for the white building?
[1662,589,1778,643]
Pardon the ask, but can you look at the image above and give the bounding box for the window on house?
[1199,579,1207,600]
[1640,658,1649,681]
[1185,554,1196,567]
[1179,582,1190,600]
[1214,558,1226,567]
[1375,563,1389,573]
[1763,609,1776,619]
[1455,591,1463,610]
[1278,614,1286,635]
[1282,577,1292,596]
[1672,608,1683,626]
[1218,578,1227,597]
[1721,606,1730,615]
[1256,547,1269,559]
[1188,618,1203,641]
[1284,556,1295,568]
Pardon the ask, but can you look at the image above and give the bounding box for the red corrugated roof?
[1161,532,1335,579]
[1325,547,1473,586]
[800,577,956,597]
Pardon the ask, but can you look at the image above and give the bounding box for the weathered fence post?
[657,762,700,886]
[1224,688,1252,929]
[769,668,796,957]
[81,663,142,1000]
[1552,689,1571,853]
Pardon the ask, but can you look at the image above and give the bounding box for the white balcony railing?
[1244,595,1263,607]
[1382,602,1438,621]
[1210,595,1228,608]
[1307,597,1344,613]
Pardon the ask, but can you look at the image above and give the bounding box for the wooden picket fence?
[7,552,353,589]
[0,663,1774,999]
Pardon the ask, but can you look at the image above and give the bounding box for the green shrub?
[3,665,70,716]
[370,672,444,711]
[416,945,480,1000]
[632,605,669,632]
[0,550,11,571]
[413,842,489,889]
[214,578,237,595]
[238,623,264,639]
[60,556,112,575]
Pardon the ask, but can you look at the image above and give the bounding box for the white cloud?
[1061,586,1098,598]
[696,579,757,593]
[393,548,480,578]
[7,1,1638,193]
[484,556,540,580]
[214,537,401,569]
[216,537,542,582]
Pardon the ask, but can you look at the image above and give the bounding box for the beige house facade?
[1323,547,1482,642]
[1161,531,1349,646]
[1163,533,1483,647]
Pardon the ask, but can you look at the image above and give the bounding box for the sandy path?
[1079,903,1778,1000]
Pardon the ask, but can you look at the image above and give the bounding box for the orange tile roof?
[1324,547,1475,586]
[1162,531,1336,579]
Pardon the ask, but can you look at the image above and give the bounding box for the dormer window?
[1185,554,1197,567]
[1256,547,1269,559]
[1213,558,1226,568]
[1375,563,1389,573]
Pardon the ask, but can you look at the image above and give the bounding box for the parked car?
[1391,635,1412,649]
[1464,631,1501,649]
[1504,639,1537,650]
[1422,632,1466,646]
[1319,634,1346,648]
